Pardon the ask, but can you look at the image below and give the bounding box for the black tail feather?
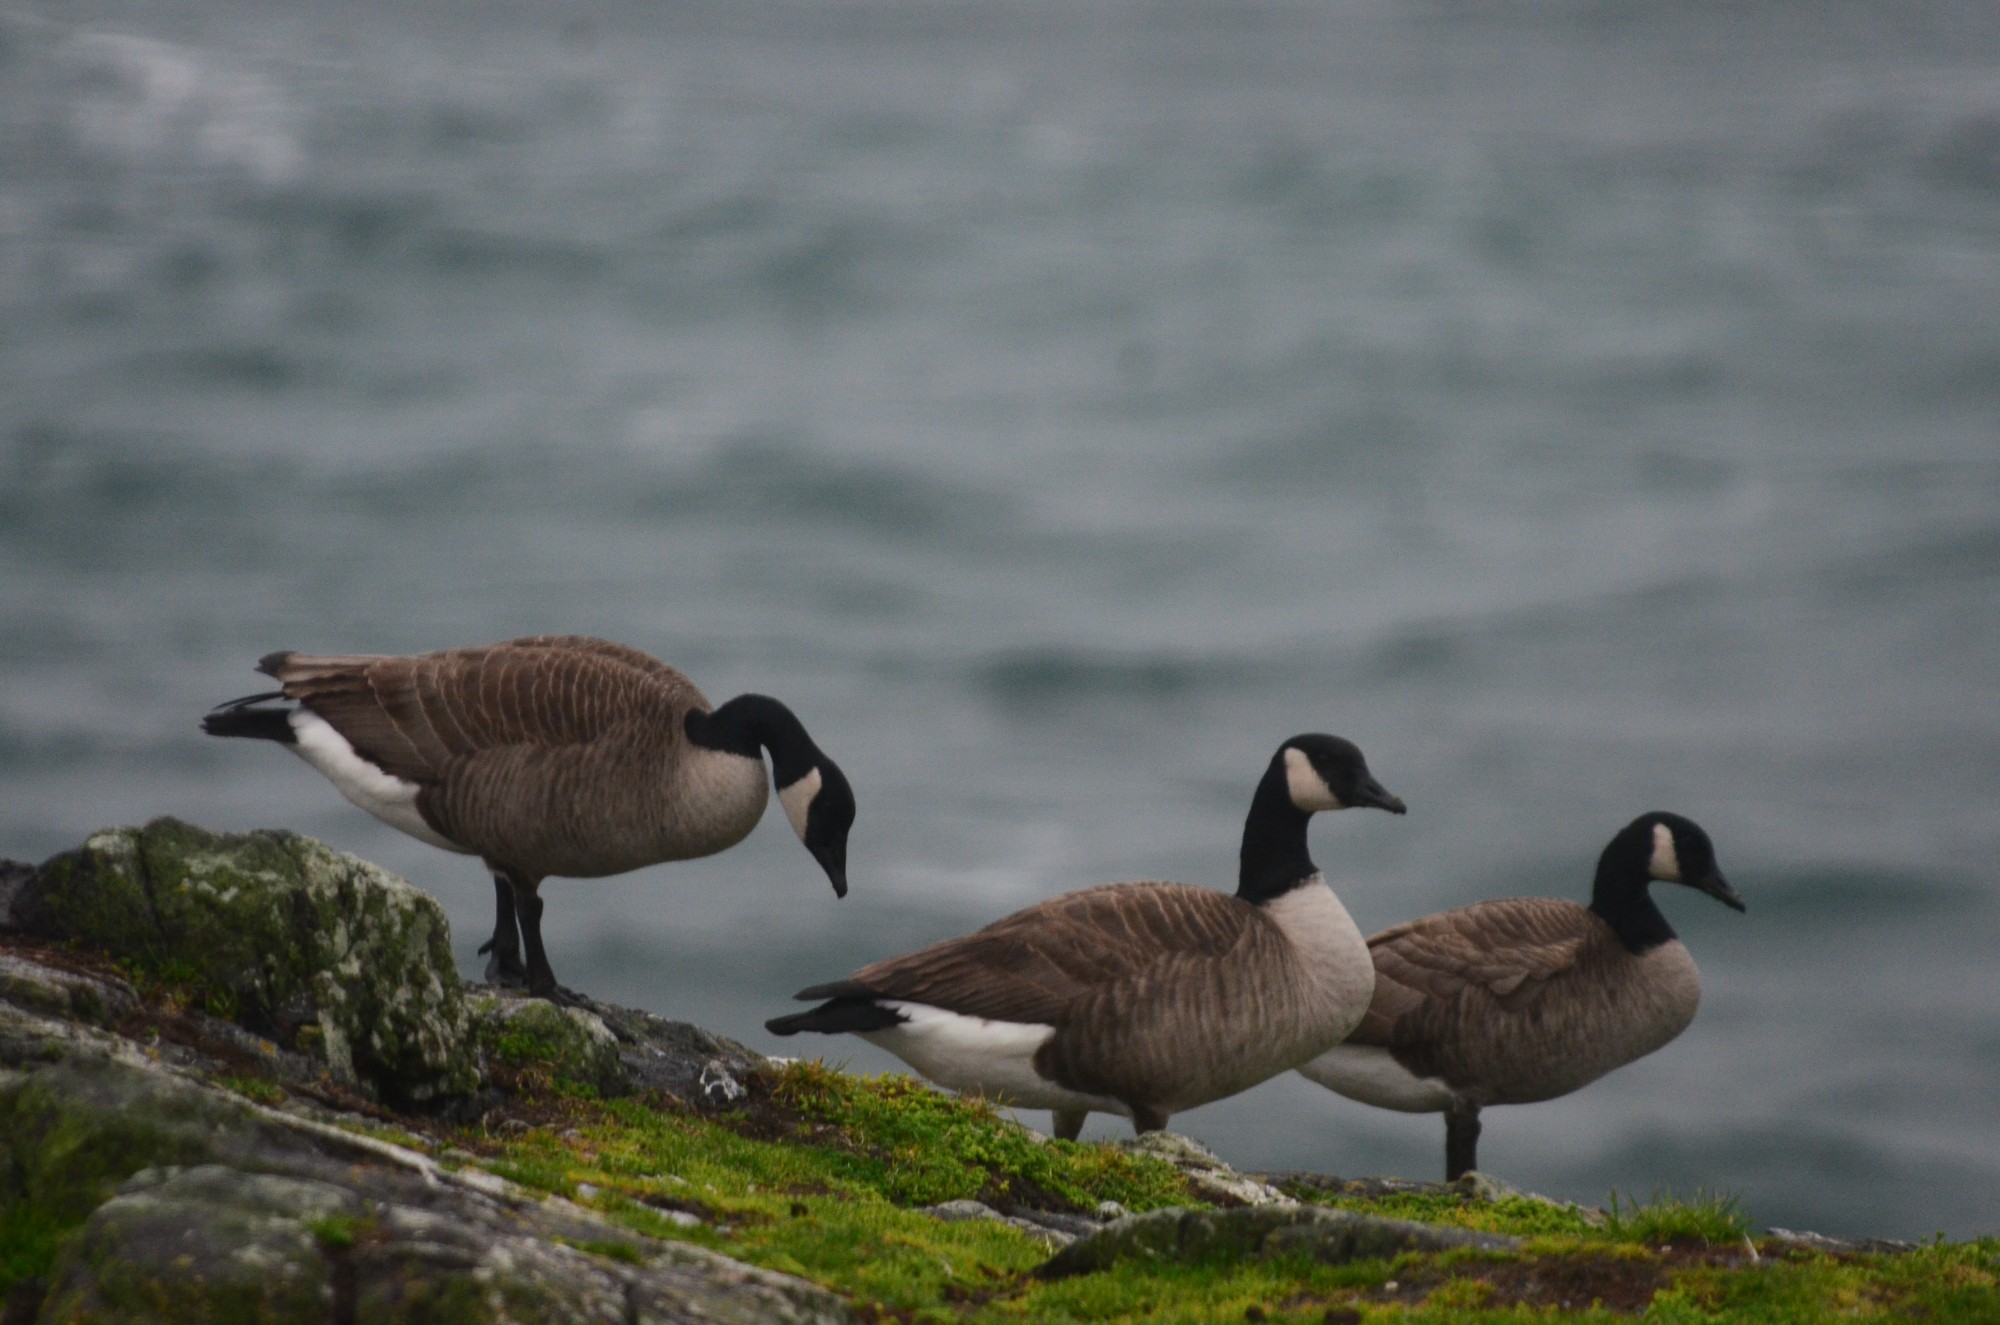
[765,998,907,1037]
[202,692,297,744]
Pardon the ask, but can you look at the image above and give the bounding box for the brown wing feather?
[266,637,706,784]
[843,882,1255,1027]
[1346,897,1593,1048]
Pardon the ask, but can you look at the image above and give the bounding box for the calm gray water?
[3,0,1997,1241]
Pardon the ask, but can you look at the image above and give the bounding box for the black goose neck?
[1236,757,1318,906]
[1589,828,1677,954]
[685,694,818,786]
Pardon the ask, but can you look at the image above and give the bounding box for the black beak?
[1353,776,1408,816]
[1691,870,1746,913]
[812,847,848,899]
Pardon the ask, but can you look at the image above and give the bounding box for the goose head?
[1618,811,1745,912]
[778,756,856,898]
[1280,734,1408,816]
[687,692,857,898]
[1238,733,1404,903]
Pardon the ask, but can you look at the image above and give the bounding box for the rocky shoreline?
[0,821,1953,1323]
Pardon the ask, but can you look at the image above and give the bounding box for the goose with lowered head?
[203,635,856,1001]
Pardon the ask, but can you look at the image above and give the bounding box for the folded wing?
[812,882,1255,1027]
[262,635,704,784]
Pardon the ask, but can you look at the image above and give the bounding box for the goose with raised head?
[203,635,856,1000]
[1296,811,1743,1180]
[766,734,1405,1140]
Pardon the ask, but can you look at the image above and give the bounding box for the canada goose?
[766,734,1405,1139]
[202,635,856,1000]
[1296,811,1743,1180]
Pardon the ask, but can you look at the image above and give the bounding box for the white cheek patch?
[778,766,822,843]
[1649,822,1682,882]
[289,710,465,853]
[1284,747,1343,812]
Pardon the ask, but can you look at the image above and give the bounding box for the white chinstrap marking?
[777,766,822,843]
[1298,1043,1458,1113]
[287,710,464,853]
[858,1002,1128,1117]
[1283,747,1343,812]
[1649,822,1682,882]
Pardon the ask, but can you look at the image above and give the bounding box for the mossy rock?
[0,954,136,1029]
[23,818,475,1103]
[35,1165,352,1325]
[0,1039,343,1282]
[471,993,627,1097]
[1037,1203,1521,1279]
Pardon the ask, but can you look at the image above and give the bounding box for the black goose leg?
[1130,1104,1169,1136]
[477,871,529,987]
[1445,1101,1482,1181]
[509,874,577,1005]
[1053,1109,1086,1142]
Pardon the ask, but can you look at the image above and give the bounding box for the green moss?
[448,1062,1999,1325]
[761,1059,1192,1211]
[473,996,624,1098]
[0,1059,235,1227]
[351,1275,493,1325]
[1641,1240,2000,1325]
[0,1199,70,1298]
[306,1212,371,1249]
[558,1237,646,1265]
[29,833,160,962]
[328,1119,433,1153]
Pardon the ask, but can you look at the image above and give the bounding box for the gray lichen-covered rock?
[1037,1203,1521,1279]
[1118,1132,1294,1208]
[578,998,766,1106]
[37,1166,355,1324]
[1766,1227,1919,1256]
[463,987,772,1106]
[920,1199,1093,1247]
[0,953,137,1028]
[38,1161,854,1325]
[13,819,475,1103]
[1264,1168,1610,1227]
[0,999,856,1325]
[0,1008,352,1230]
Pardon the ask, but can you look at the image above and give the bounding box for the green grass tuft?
[215,1076,285,1106]
[1606,1188,1750,1245]
[304,1212,373,1250]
